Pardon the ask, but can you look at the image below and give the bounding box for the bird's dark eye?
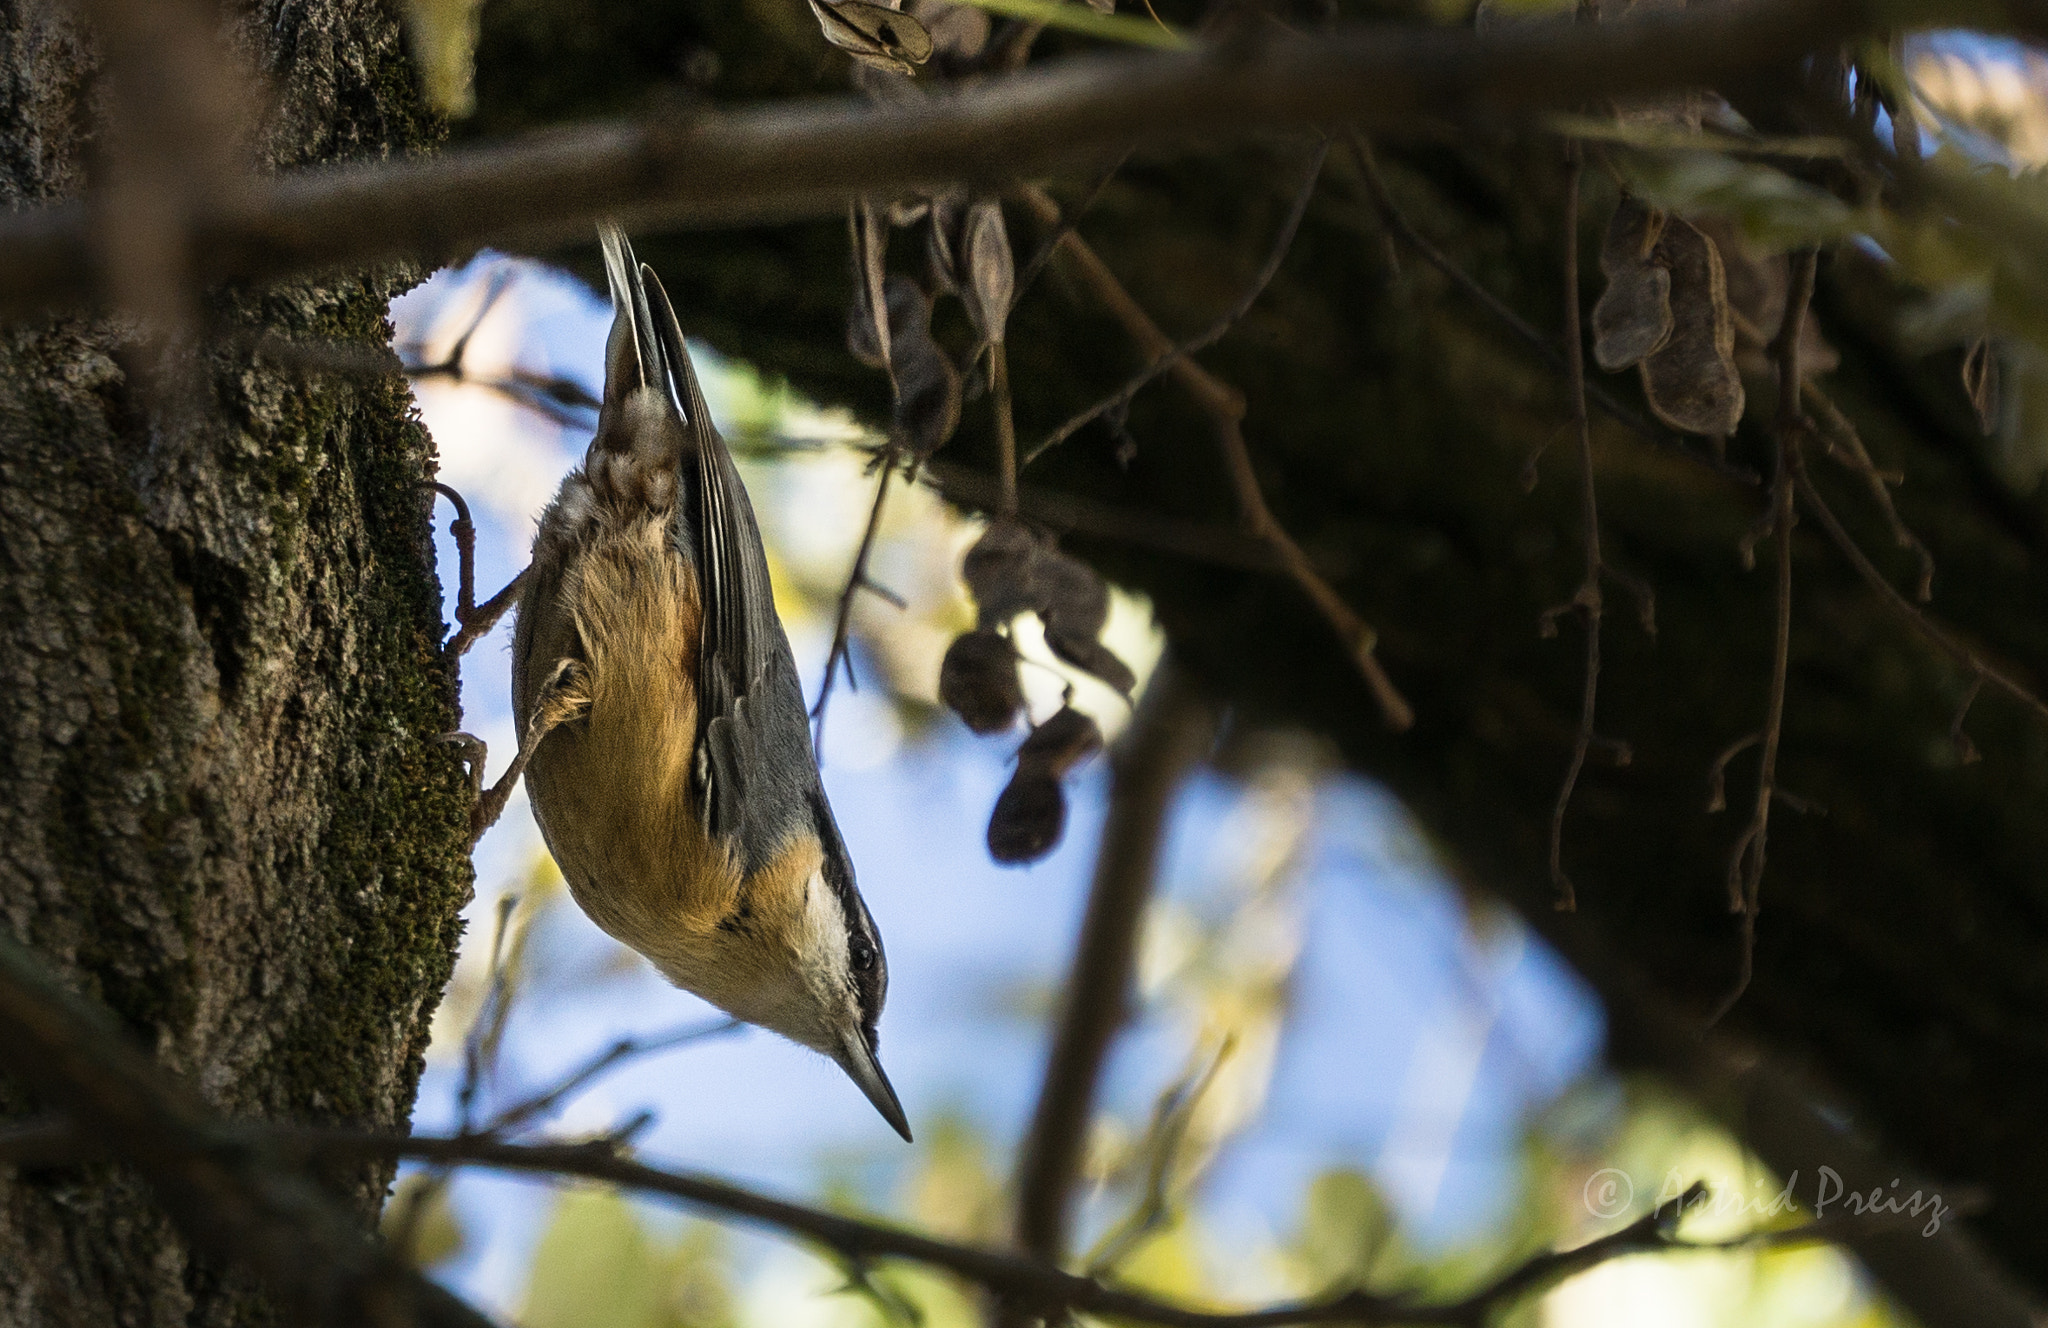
[850,936,875,973]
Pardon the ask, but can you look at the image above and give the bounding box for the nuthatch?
[510,223,909,1140]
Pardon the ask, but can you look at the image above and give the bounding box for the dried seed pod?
[1017,705,1104,776]
[1034,547,1110,641]
[987,767,1066,863]
[962,200,1014,349]
[939,629,1024,734]
[807,0,933,73]
[1592,197,1673,373]
[846,202,891,369]
[925,192,966,295]
[1044,631,1136,697]
[963,517,1041,624]
[1639,216,1745,436]
[1693,215,1838,378]
[1963,336,2000,435]
[883,275,962,458]
[908,0,990,60]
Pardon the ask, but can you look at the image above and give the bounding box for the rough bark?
[0,2,466,1325]
[469,0,2048,1306]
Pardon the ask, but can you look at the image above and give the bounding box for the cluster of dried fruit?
[835,46,1133,865]
[1592,196,1836,437]
[940,519,1135,862]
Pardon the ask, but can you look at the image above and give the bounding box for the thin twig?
[921,460,1278,570]
[1021,147,1325,467]
[1020,151,1411,729]
[1795,472,2048,727]
[812,442,901,753]
[1011,156,1130,308]
[1013,181,1245,420]
[1707,248,1816,1030]
[480,1018,745,1139]
[1082,1035,1236,1277]
[1803,381,1935,601]
[1546,147,1602,914]
[1705,731,1761,813]
[993,341,1020,518]
[1211,411,1414,731]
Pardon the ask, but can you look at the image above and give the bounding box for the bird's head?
[654,830,908,1141]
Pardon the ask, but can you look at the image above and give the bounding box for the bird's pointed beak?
[834,1030,912,1142]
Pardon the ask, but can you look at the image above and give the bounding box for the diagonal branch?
[1020,149,1412,729]
[1021,149,1319,467]
[0,0,1877,320]
[0,1115,1897,1328]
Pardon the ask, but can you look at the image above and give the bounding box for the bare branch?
[9,1117,1892,1328]
[484,1018,745,1139]
[1010,158,1129,310]
[812,443,901,753]
[1018,151,1412,729]
[1707,247,1816,1029]
[0,0,1875,321]
[1546,148,1603,915]
[1795,470,2048,727]
[922,461,1277,570]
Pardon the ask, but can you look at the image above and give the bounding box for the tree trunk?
[0,3,467,1324]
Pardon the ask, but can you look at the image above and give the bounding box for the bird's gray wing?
[622,247,821,877]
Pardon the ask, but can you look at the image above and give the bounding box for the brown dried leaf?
[939,630,1023,734]
[1640,217,1745,436]
[988,769,1066,863]
[807,0,933,73]
[963,522,1130,691]
[1592,197,1672,372]
[1963,336,2000,435]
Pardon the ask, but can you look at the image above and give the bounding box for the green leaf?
[1292,1169,1395,1291]
[521,1188,668,1328]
